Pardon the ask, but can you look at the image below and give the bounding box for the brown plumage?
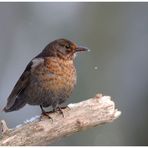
[3,38,88,116]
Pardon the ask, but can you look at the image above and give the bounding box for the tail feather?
[3,98,26,112]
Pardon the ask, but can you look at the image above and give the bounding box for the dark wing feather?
[4,61,32,110]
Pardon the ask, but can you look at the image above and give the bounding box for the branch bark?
[0,94,121,146]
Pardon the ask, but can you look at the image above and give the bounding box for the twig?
[0,94,121,146]
[0,120,10,134]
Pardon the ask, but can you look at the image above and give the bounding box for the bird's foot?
[58,107,65,118]
[53,106,65,118]
[41,111,53,122]
[60,106,71,110]
[64,105,71,110]
[40,105,53,122]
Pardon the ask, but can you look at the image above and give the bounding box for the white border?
[0,0,148,2]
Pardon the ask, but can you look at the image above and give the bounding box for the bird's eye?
[65,44,70,49]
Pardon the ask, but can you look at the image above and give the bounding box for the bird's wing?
[4,57,45,110]
[4,61,32,110]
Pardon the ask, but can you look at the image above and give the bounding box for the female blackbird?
[3,39,88,116]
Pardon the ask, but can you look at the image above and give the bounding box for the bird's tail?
[3,98,26,112]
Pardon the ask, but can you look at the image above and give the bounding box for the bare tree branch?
[0,94,121,146]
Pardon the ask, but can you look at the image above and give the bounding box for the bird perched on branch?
[3,39,88,117]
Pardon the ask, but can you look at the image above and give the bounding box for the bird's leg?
[40,105,53,121]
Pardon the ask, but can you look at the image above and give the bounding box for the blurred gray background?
[0,2,148,146]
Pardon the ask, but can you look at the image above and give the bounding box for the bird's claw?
[53,106,65,118]
[57,107,65,118]
[41,111,53,122]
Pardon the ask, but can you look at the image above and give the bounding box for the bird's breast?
[31,57,76,95]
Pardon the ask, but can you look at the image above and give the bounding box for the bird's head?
[42,39,89,60]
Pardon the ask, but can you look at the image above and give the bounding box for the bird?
[3,38,88,117]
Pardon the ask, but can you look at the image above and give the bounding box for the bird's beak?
[75,46,90,52]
